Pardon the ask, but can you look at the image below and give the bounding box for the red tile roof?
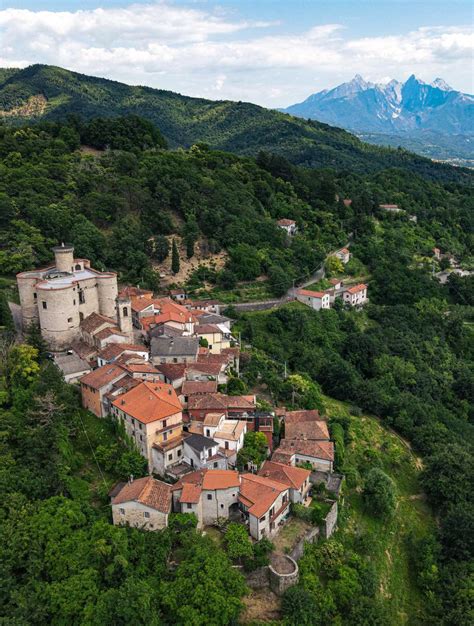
[345,283,367,295]
[80,312,116,334]
[80,363,126,390]
[277,439,334,462]
[284,410,322,423]
[112,381,182,424]
[259,460,310,490]
[95,327,126,341]
[297,289,327,298]
[285,420,329,441]
[239,473,288,518]
[187,393,255,412]
[172,469,240,502]
[98,343,147,361]
[111,476,171,513]
[181,380,218,396]
[277,219,296,226]
[155,363,187,381]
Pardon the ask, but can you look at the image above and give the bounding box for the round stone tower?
[37,283,79,351]
[97,272,118,319]
[16,271,40,330]
[52,243,75,274]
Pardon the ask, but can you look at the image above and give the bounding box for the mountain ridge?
[282,74,473,135]
[0,64,471,181]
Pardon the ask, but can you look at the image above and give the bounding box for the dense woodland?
[0,113,472,624]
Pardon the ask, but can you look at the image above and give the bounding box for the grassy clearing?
[324,395,434,624]
[272,517,312,554]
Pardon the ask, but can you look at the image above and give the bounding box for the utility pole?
[284,361,287,379]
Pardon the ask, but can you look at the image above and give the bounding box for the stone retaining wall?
[268,556,299,596]
[290,526,320,561]
[322,501,338,539]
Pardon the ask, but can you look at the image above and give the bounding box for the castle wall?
[97,273,118,319]
[37,284,79,351]
[17,273,41,329]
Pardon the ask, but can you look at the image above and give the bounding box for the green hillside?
[0,64,471,182]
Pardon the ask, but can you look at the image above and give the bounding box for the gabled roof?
[259,460,310,490]
[150,336,199,358]
[111,476,171,513]
[181,380,218,396]
[203,412,225,426]
[80,363,126,390]
[80,312,116,335]
[345,283,367,295]
[239,473,288,518]
[285,410,322,424]
[172,469,240,501]
[195,324,223,335]
[98,343,147,361]
[277,438,334,462]
[297,289,327,298]
[95,327,126,341]
[277,218,296,226]
[118,286,153,299]
[111,381,182,424]
[187,393,255,412]
[184,432,218,452]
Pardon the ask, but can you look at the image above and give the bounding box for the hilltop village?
[16,242,348,547]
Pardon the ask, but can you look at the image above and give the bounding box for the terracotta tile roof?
[80,312,116,334]
[297,289,327,298]
[187,362,224,376]
[70,340,97,360]
[131,295,156,313]
[120,361,160,375]
[187,393,255,412]
[346,283,367,295]
[329,278,342,286]
[379,204,399,209]
[271,450,294,464]
[343,198,352,207]
[285,420,329,441]
[215,420,246,441]
[339,247,350,254]
[155,363,187,382]
[111,476,171,513]
[277,439,334,462]
[239,473,288,518]
[173,469,240,503]
[285,410,322,424]
[181,380,218,396]
[277,218,296,226]
[95,327,126,341]
[98,343,147,361]
[118,286,153,299]
[188,421,204,434]
[80,363,126,390]
[203,412,225,426]
[195,324,222,335]
[259,460,310,490]
[112,381,182,424]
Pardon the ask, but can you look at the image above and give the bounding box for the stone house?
[187,393,256,421]
[239,473,290,540]
[155,363,187,389]
[150,336,199,365]
[171,469,241,527]
[296,289,330,311]
[343,284,368,307]
[110,476,172,530]
[272,439,334,473]
[111,381,184,473]
[16,243,132,351]
[184,300,221,315]
[258,461,311,504]
[169,288,187,302]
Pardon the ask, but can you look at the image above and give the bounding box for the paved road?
[231,242,349,312]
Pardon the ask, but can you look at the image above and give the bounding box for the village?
[14,240,354,559]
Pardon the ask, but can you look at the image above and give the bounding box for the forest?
[0,113,472,624]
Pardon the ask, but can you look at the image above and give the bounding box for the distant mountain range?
[0,64,471,179]
[282,75,473,165]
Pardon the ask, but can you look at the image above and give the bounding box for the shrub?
[363,468,397,518]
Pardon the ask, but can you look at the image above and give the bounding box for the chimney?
[129,474,134,484]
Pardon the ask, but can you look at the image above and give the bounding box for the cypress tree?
[171,239,180,275]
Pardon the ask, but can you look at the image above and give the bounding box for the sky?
[1,0,472,107]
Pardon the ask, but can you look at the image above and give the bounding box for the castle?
[16,244,133,351]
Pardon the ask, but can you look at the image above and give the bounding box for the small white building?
[183,433,228,470]
[296,289,330,311]
[110,476,172,530]
[277,219,297,236]
[343,283,368,307]
[334,247,351,264]
[198,412,247,465]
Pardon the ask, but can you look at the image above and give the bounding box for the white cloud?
[0,2,472,106]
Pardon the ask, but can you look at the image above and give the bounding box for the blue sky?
[1,1,472,105]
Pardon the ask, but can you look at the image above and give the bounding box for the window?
[163,420,167,428]
[225,441,229,450]
[33,293,37,300]
[220,504,224,509]
[79,312,84,322]
[163,432,168,442]
[186,503,192,509]
[119,508,125,515]
[177,449,182,457]
[139,423,143,430]
[206,429,211,437]
[73,299,76,305]
[144,511,150,518]
[173,358,178,363]
[260,515,265,523]
[75,264,81,271]
[168,453,173,461]
[42,301,47,309]
[213,462,218,468]
[207,494,212,500]
[79,290,85,304]
[269,507,274,518]
[123,306,128,317]
[67,317,72,323]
